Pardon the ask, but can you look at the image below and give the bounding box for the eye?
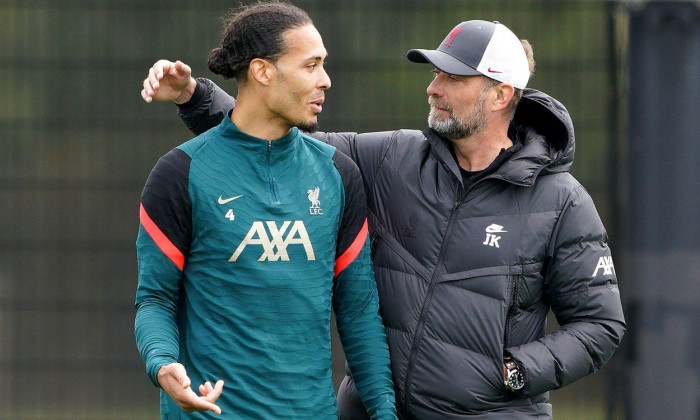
[433,68,459,81]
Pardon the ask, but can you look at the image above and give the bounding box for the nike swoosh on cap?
[218,195,243,205]
[487,67,503,73]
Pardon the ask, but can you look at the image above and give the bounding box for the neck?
[450,125,512,172]
[231,90,291,141]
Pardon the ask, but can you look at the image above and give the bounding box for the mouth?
[431,105,451,114]
[309,96,324,114]
[429,98,451,113]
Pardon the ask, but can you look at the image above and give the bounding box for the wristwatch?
[504,357,525,391]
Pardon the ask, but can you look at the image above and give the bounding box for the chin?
[297,122,319,133]
[296,117,319,133]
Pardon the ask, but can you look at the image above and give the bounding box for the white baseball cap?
[407,20,530,89]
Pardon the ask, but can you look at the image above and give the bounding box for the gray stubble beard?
[428,92,488,140]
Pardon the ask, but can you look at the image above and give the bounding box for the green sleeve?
[134,223,182,387]
[333,237,397,420]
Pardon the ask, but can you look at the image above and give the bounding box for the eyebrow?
[304,54,327,62]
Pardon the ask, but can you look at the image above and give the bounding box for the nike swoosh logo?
[487,67,503,73]
[218,195,243,205]
[485,224,507,233]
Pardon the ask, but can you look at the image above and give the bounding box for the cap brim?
[407,49,481,77]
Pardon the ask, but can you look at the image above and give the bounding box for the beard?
[428,91,488,140]
[296,121,319,133]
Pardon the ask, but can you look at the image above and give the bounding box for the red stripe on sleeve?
[334,219,369,278]
[139,203,185,270]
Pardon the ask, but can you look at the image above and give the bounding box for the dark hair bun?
[207,47,236,79]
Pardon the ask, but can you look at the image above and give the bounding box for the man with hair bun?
[141,15,625,420]
[134,2,397,419]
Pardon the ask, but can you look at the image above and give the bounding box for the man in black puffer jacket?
[140,19,625,420]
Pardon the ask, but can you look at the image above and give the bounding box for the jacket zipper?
[503,273,520,349]
[463,175,525,351]
[266,141,280,204]
[402,195,462,411]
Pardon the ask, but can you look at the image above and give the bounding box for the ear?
[492,83,515,112]
[248,58,275,86]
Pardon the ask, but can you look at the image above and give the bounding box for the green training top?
[134,115,396,419]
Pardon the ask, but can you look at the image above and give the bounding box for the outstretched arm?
[138,60,398,184]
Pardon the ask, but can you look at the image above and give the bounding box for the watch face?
[507,370,524,390]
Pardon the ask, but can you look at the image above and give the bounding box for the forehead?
[279,24,327,61]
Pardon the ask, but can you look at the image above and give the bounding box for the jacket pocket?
[504,262,547,349]
[406,266,515,409]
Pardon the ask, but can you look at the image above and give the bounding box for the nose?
[427,76,440,97]
[319,66,331,90]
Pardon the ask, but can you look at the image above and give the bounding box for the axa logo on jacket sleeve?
[592,255,615,277]
[229,220,316,262]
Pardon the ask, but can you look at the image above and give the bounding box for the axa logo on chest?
[229,220,315,262]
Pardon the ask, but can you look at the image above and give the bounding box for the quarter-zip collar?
[217,109,299,154]
[214,110,300,204]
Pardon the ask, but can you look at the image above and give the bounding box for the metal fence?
[1,1,627,418]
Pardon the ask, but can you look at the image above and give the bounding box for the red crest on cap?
[444,27,464,47]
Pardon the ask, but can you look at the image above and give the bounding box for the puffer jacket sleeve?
[506,185,626,397]
[177,78,235,136]
[313,131,397,194]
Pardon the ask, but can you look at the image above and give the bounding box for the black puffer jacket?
[179,79,626,419]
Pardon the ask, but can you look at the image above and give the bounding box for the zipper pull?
[452,201,460,211]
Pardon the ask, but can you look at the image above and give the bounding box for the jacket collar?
[423,128,464,185]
